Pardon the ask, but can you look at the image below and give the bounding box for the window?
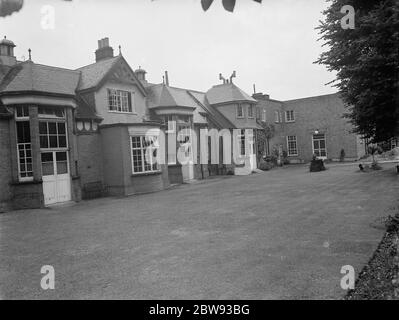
[39,121,67,149]
[240,129,246,156]
[164,115,176,133]
[38,107,65,118]
[313,134,327,157]
[285,110,295,122]
[287,136,298,156]
[107,89,133,113]
[131,135,160,174]
[16,106,29,119]
[16,120,33,180]
[274,110,282,123]
[261,109,266,122]
[237,105,244,118]
[256,107,260,120]
[248,105,254,118]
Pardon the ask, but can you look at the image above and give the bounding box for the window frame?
[247,104,254,119]
[130,135,161,174]
[15,108,33,182]
[285,110,295,123]
[39,120,68,151]
[236,104,244,119]
[287,135,298,156]
[107,88,135,113]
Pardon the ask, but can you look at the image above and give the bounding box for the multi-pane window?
[16,121,33,180]
[131,135,160,174]
[285,110,295,122]
[287,135,298,156]
[107,89,133,113]
[15,106,32,181]
[248,105,254,118]
[39,121,67,149]
[237,105,244,118]
[313,134,327,157]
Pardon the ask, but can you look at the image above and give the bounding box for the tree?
[316,0,399,143]
[201,0,262,12]
[0,0,23,17]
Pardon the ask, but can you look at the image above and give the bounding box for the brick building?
[254,92,366,163]
[0,36,364,211]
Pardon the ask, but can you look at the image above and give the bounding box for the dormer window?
[237,104,244,118]
[107,89,134,113]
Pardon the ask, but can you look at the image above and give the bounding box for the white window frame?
[15,108,33,182]
[39,120,68,151]
[237,104,244,119]
[285,110,295,122]
[107,89,134,113]
[130,135,160,174]
[286,135,298,156]
[312,133,327,159]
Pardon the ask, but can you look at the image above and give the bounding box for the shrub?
[310,159,326,172]
[371,161,382,170]
[259,160,274,171]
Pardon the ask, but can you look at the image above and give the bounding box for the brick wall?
[282,94,358,162]
[255,94,360,162]
[0,119,12,211]
[100,125,169,196]
[77,132,104,198]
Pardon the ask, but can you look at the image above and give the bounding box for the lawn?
[1,163,398,299]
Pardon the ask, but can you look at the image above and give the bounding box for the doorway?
[41,151,71,205]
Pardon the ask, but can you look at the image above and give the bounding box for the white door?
[41,151,71,205]
[312,134,327,160]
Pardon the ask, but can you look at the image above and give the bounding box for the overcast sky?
[1,0,337,100]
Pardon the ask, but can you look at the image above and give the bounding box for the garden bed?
[345,216,399,300]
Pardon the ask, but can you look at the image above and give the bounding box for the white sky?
[0,0,337,100]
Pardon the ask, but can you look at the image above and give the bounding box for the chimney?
[0,36,17,66]
[252,92,270,101]
[135,66,147,83]
[164,71,169,86]
[95,37,114,62]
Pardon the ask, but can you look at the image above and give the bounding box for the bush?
[310,159,326,172]
[259,160,274,171]
[371,161,382,170]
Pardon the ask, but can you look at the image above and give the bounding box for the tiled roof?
[206,82,256,105]
[0,61,80,96]
[188,90,236,128]
[75,93,102,121]
[147,84,198,109]
[75,56,120,91]
[0,64,11,84]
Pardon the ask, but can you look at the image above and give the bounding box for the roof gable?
[76,56,147,96]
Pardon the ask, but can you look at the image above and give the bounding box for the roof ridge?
[75,56,120,70]
[32,63,79,73]
[283,92,339,102]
